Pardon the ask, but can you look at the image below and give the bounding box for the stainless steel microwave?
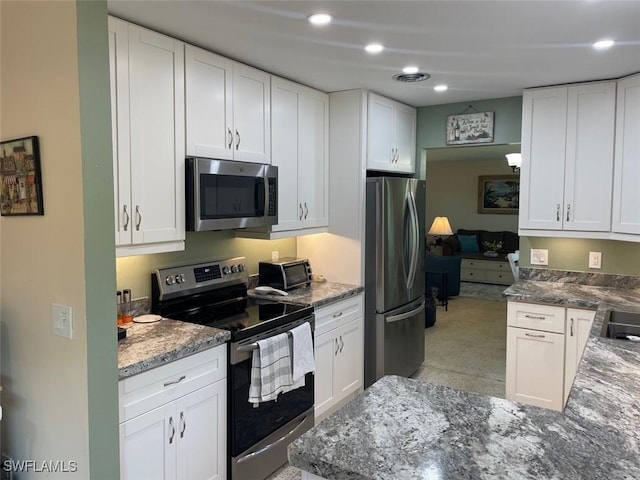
[186,157,278,231]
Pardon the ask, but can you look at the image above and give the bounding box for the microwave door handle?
[255,180,266,213]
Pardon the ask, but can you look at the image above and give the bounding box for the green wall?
[117,232,296,300]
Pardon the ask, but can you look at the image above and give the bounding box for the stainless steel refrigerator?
[364,176,426,388]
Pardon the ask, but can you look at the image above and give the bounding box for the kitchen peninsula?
[289,279,640,479]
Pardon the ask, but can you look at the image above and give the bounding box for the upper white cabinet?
[612,73,640,235]
[519,81,616,233]
[366,93,416,174]
[185,44,270,164]
[109,17,185,257]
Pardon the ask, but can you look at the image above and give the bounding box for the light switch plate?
[530,249,549,266]
[52,303,73,339]
[589,251,602,269]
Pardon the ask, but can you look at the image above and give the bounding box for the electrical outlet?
[530,249,548,266]
[52,303,73,339]
[271,251,279,262]
[589,251,602,269]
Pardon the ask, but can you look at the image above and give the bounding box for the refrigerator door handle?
[405,190,420,290]
[386,300,425,323]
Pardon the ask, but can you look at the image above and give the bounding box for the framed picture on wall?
[446,111,494,145]
[0,135,44,216]
[477,175,519,215]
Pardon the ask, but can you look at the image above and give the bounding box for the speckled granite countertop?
[118,318,230,380]
[289,280,640,479]
[247,281,363,308]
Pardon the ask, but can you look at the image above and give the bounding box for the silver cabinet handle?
[556,204,560,221]
[332,311,343,318]
[235,129,241,149]
[180,411,186,439]
[164,375,186,387]
[339,335,344,352]
[566,204,571,222]
[122,205,130,231]
[228,128,233,149]
[168,416,175,444]
[135,205,142,231]
[299,203,304,221]
[570,318,574,336]
[395,148,399,163]
[525,333,546,338]
[524,314,546,320]
[334,338,339,356]
[303,202,308,219]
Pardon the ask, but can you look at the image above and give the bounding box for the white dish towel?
[248,332,293,405]
[290,322,315,382]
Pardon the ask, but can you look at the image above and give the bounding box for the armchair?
[425,251,461,305]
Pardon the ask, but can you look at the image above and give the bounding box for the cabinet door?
[313,329,338,421]
[367,93,394,171]
[393,102,416,174]
[231,63,270,163]
[564,308,595,402]
[612,74,640,234]
[335,316,364,399]
[108,18,132,246]
[271,77,302,232]
[564,82,616,231]
[506,327,565,411]
[185,45,233,160]
[128,24,185,245]
[177,381,227,480]
[120,403,176,480]
[298,89,329,228]
[519,87,567,230]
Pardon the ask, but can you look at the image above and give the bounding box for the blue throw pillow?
[458,234,480,253]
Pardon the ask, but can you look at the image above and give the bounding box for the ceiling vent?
[392,72,431,83]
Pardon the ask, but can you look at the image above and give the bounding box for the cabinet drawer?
[461,268,486,281]
[507,302,565,334]
[315,295,363,337]
[119,344,227,423]
[485,270,511,284]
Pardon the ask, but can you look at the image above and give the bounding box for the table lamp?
[428,216,453,246]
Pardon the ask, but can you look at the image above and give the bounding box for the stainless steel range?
[151,257,315,480]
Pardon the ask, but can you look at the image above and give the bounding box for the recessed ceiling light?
[402,66,419,74]
[365,43,384,54]
[593,39,615,50]
[307,13,332,26]
[434,84,448,92]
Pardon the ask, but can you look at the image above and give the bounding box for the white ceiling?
[108,0,640,108]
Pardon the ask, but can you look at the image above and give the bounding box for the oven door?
[229,316,314,479]
[186,157,277,231]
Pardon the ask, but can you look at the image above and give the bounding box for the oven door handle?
[236,411,312,464]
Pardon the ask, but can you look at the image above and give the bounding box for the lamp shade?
[428,216,453,236]
[505,153,522,168]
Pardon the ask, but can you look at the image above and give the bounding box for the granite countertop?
[247,281,364,308]
[118,318,230,380]
[289,280,640,479]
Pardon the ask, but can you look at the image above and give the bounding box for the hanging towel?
[248,332,293,405]
[290,322,315,382]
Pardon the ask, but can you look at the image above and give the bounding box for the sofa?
[441,229,519,257]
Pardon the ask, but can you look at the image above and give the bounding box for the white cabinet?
[185,44,270,164]
[366,93,416,174]
[108,17,185,257]
[119,346,227,480]
[313,294,364,422]
[612,73,640,235]
[506,301,595,411]
[460,258,514,285]
[519,82,616,233]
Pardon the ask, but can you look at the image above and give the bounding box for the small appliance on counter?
[258,257,313,291]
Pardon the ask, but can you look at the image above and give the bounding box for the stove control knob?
[238,264,245,272]
[231,265,239,273]
[175,274,184,284]
[165,275,175,285]
[222,266,230,275]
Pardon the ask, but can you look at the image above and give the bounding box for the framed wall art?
[477,175,519,215]
[0,136,44,216]
[446,111,494,145]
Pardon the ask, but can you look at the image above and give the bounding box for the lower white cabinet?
[506,301,594,411]
[314,294,364,422]
[119,346,227,480]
